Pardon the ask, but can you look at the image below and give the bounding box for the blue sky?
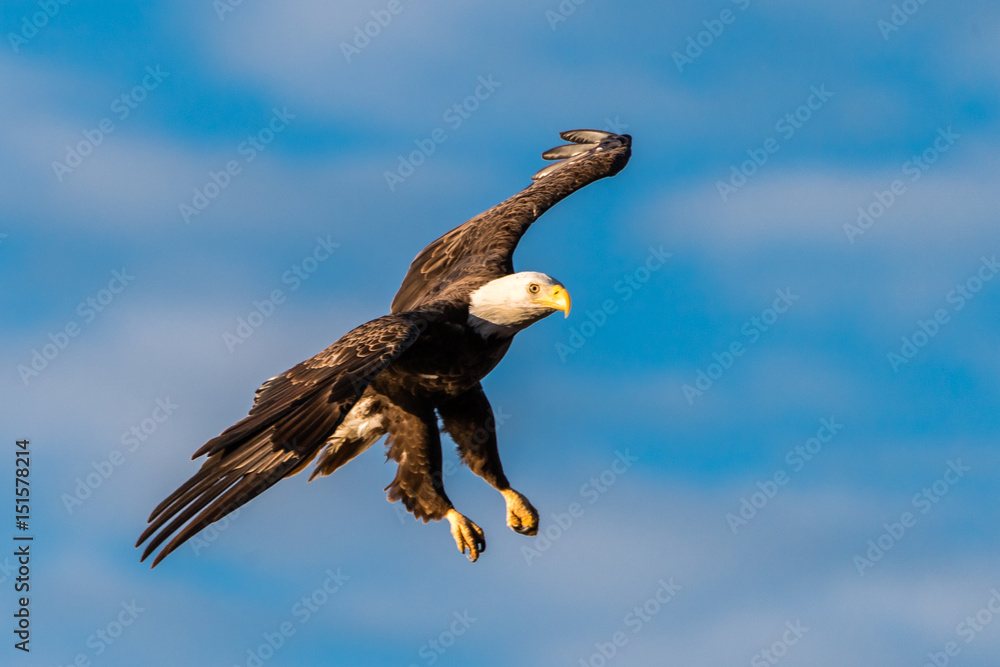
[3,1,1000,665]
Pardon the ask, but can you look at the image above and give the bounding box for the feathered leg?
[383,393,486,561]
[438,383,538,537]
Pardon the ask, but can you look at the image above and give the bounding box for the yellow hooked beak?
[535,284,572,318]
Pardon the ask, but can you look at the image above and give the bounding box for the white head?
[468,272,571,337]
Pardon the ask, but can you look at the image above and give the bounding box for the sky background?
[2,1,1000,665]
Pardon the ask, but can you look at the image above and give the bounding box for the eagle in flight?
[137,129,631,567]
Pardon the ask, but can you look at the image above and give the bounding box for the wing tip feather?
[532,128,631,180]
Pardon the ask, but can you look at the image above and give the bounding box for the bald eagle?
[137,129,631,567]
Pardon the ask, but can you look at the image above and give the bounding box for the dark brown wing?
[390,129,631,313]
[136,314,422,567]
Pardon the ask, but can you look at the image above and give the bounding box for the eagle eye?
[528,283,540,294]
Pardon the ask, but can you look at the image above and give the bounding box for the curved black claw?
[446,509,486,562]
[502,489,539,536]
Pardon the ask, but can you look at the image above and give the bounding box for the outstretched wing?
[390,129,631,313]
[136,314,421,567]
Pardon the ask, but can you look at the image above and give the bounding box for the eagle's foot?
[445,509,486,562]
[501,488,538,536]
